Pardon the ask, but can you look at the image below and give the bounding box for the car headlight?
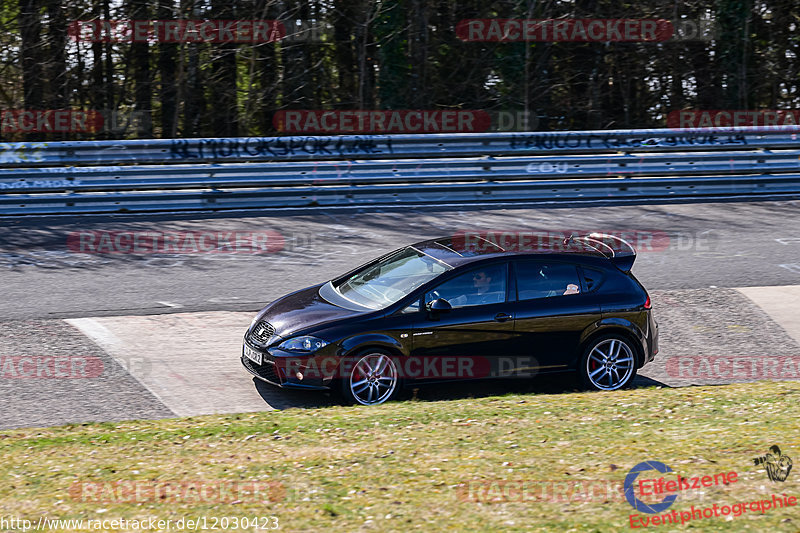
[278,336,328,353]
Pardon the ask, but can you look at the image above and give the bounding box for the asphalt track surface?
[2,199,800,429]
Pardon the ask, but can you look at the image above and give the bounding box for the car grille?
[242,355,283,385]
[250,320,275,344]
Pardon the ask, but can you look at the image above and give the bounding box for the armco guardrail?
[1,127,798,167]
[1,127,800,214]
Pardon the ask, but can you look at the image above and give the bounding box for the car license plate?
[244,345,263,365]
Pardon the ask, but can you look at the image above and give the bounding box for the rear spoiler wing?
[570,233,637,272]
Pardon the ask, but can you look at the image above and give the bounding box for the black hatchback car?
[241,233,658,405]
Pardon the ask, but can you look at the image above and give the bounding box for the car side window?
[515,261,581,300]
[581,267,605,292]
[425,264,507,309]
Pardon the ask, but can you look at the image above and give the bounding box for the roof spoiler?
[570,233,637,272]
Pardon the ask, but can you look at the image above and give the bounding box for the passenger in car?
[564,283,580,295]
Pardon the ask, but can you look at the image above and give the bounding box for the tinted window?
[581,267,606,292]
[425,264,507,308]
[515,262,581,300]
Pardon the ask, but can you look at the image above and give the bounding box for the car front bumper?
[240,339,333,390]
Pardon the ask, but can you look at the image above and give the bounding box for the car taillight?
[644,295,651,309]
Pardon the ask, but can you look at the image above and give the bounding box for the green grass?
[1,381,799,532]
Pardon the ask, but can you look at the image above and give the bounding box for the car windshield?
[335,247,451,310]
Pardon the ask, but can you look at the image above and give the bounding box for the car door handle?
[494,312,512,322]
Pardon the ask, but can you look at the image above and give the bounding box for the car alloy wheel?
[346,351,399,406]
[582,336,636,391]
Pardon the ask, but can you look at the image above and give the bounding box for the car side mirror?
[426,298,452,315]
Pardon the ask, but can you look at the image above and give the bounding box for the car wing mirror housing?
[426,298,452,316]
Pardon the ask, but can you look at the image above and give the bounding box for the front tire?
[339,349,401,406]
[579,334,637,391]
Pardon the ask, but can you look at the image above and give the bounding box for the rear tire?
[579,334,638,391]
[338,348,402,406]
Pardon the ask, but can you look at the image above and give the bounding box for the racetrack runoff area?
[0,285,797,429]
[3,200,800,429]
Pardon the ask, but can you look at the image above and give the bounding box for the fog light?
[296,372,304,381]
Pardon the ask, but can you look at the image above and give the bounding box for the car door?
[510,260,603,371]
[407,262,517,381]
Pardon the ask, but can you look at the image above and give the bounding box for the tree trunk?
[210,0,239,137]
[130,0,153,137]
[19,0,43,139]
[158,0,178,137]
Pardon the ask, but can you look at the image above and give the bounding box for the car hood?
[255,284,366,340]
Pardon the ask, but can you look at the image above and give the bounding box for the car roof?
[411,235,611,268]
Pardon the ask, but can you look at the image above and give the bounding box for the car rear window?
[515,261,581,300]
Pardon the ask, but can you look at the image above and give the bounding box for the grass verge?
[1,381,799,532]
